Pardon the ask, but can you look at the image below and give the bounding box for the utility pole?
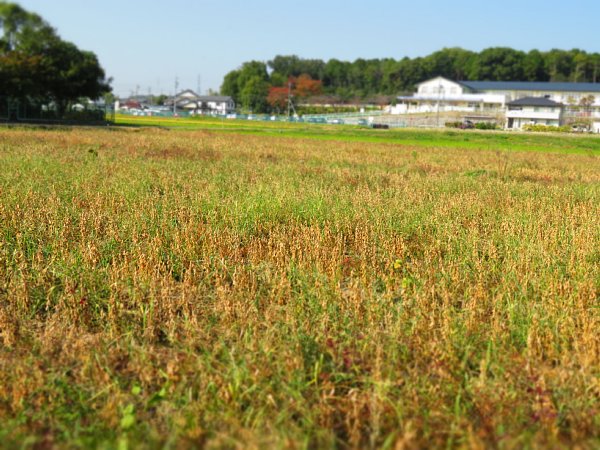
[287,82,292,119]
[173,77,179,116]
[287,81,297,120]
[197,75,202,96]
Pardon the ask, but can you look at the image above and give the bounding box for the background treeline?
[221,47,600,112]
[0,2,111,116]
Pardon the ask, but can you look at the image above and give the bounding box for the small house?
[505,97,563,129]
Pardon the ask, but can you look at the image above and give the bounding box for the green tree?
[221,61,268,108]
[222,47,600,103]
[545,49,573,81]
[152,94,167,105]
[323,59,350,91]
[468,47,525,81]
[572,50,593,82]
[523,50,547,81]
[237,61,269,87]
[0,1,111,111]
[424,48,475,81]
[240,76,269,112]
[42,40,110,113]
[269,71,286,87]
[268,55,325,80]
[0,2,51,51]
[220,69,241,102]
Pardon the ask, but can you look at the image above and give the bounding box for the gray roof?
[461,80,600,93]
[176,89,200,97]
[197,95,233,102]
[507,97,562,107]
[172,92,233,103]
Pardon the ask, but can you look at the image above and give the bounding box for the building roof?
[197,95,233,102]
[461,80,600,93]
[168,92,233,104]
[126,95,153,103]
[397,93,504,103]
[507,97,563,107]
[176,89,200,98]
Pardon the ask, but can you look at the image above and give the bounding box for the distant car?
[460,120,474,129]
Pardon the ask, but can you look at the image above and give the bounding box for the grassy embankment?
[115,113,600,155]
[0,125,598,448]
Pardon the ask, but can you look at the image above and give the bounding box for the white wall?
[417,77,466,96]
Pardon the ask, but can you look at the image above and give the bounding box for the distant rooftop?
[461,80,600,93]
[507,97,563,107]
[197,95,233,102]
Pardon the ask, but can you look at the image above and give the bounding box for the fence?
[121,107,507,129]
[1,97,113,124]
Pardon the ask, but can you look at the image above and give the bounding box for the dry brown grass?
[0,127,598,449]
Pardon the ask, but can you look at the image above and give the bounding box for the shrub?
[522,124,572,133]
[474,122,498,130]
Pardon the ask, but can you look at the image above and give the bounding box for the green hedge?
[445,121,463,128]
[522,124,572,133]
[445,121,498,130]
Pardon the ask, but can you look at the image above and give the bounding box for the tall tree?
[0,2,50,51]
[240,76,269,112]
[0,1,111,109]
[266,85,288,111]
[221,61,269,109]
[291,74,322,98]
[220,69,241,102]
[468,47,525,81]
[523,50,547,81]
[545,49,574,81]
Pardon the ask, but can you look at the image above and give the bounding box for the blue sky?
[15,0,600,97]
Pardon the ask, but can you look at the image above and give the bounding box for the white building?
[505,97,563,129]
[391,76,600,130]
[195,95,236,115]
[167,90,235,115]
[391,76,506,114]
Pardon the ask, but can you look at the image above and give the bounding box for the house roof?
[176,89,200,97]
[126,95,153,103]
[461,80,600,93]
[197,96,233,102]
[170,91,233,103]
[416,76,456,87]
[507,97,563,107]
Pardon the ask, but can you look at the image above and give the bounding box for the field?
[0,123,599,449]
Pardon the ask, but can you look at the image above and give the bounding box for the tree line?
[0,2,111,116]
[221,48,600,112]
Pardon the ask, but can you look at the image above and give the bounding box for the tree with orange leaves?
[266,86,289,110]
[292,74,323,97]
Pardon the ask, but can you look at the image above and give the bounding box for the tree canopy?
[222,48,600,113]
[0,1,111,111]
